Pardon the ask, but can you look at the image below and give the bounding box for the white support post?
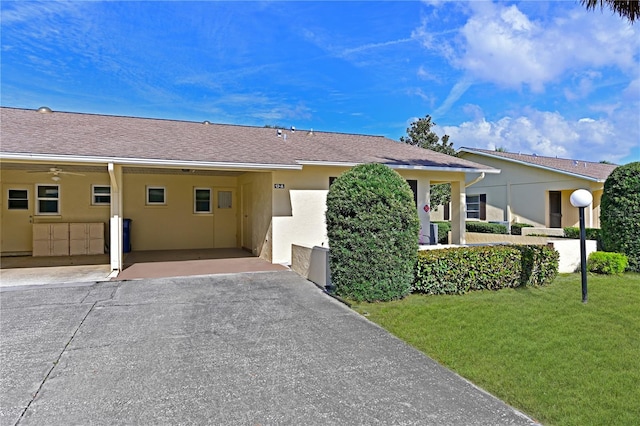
[108,163,124,274]
[451,180,466,245]
[419,179,431,245]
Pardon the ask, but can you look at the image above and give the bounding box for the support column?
[419,179,431,245]
[108,163,123,274]
[450,179,466,245]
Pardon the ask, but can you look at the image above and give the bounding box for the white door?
[214,188,237,248]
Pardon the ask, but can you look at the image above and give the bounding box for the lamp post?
[570,189,593,304]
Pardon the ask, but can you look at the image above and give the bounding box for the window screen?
[217,191,232,209]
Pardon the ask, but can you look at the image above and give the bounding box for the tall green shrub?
[326,163,420,301]
[600,162,640,271]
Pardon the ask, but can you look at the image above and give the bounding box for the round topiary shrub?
[326,163,420,302]
[600,162,640,272]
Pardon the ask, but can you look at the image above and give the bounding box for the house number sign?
[274,184,285,189]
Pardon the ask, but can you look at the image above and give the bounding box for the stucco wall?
[269,166,460,264]
[1,168,110,253]
[122,172,238,250]
[460,153,604,228]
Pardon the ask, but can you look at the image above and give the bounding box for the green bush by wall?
[600,162,640,272]
[587,252,628,275]
[432,221,451,244]
[563,227,601,241]
[465,222,508,234]
[511,223,533,235]
[326,163,420,302]
[414,245,559,295]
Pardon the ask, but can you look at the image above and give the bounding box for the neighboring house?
[430,147,617,230]
[0,107,497,274]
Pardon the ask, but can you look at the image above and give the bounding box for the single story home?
[430,147,617,230]
[0,106,497,274]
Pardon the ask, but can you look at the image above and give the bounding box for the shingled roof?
[459,147,617,182]
[0,107,494,172]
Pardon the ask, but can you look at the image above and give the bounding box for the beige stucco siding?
[238,171,273,260]
[460,153,604,228]
[269,166,466,264]
[1,168,110,253]
[122,172,241,251]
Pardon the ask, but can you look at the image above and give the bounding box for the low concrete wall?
[291,244,331,288]
[465,233,548,245]
[547,239,597,273]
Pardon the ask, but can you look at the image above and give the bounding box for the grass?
[351,273,640,426]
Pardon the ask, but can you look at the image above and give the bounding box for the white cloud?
[443,109,634,162]
[415,2,639,92]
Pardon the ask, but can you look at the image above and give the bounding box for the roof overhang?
[459,148,606,182]
[296,160,499,174]
[0,153,303,171]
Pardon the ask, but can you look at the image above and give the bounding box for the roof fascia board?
[0,153,302,171]
[459,148,604,182]
[296,160,499,174]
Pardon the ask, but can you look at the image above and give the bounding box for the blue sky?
[2,1,638,164]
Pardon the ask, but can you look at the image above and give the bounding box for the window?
[466,194,486,220]
[217,191,232,209]
[8,189,28,210]
[146,186,166,205]
[36,185,60,215]
[329,177,337,187]
[92,185,111,205]
[194,188,211,213]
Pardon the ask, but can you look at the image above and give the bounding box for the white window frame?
[466,195,481,219]
[7,188,29,210]
[92,185,111,205]
[194,188,212,214]
[36,184,60,215]
[146,186,166,205]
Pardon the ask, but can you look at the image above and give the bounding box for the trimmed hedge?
[414,245,559,295]
[511,223,533,235]
[587,252,628,275]
[326,163,419,302]
[563,227,601,241]
[466,222,508,234]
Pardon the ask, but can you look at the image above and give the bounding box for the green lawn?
[352,273,640,426]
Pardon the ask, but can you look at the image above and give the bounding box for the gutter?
[0,153,303,171]
[296,160,499,174]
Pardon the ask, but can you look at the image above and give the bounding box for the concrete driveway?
[0,271,538,425]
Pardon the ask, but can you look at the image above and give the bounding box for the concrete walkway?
[0,271,539,425]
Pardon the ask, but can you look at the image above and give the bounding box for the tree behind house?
[399,115,456,208]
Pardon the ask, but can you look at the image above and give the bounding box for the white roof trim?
[459,148,606,182]
[296,160,499,174]
[0,153,303,171]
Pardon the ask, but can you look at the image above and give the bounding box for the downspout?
[108,163,119,192]
[465,172,485,188]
